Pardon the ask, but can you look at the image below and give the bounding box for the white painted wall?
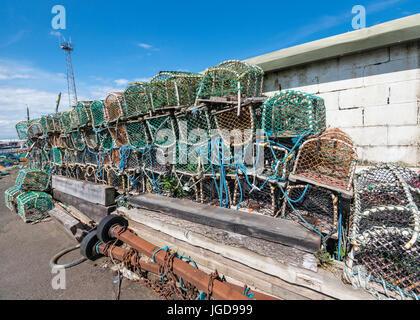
[262,41,420,166]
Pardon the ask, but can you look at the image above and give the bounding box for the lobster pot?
[27,147,49,170]
[174,142,211,177]
[175,108,211,146]
[63,149,77,165]
[47,134,60,147]
[96,129,114,151]
[16,191,53,223]
[70,108,80,129]
[76,101,93,127]
[127,149,142,170]
[142,146,169,176]
[84,165,97,183]
[357,184,410,212]
[104,92,125,122]
[15,120,31,139]
[199,176,232,207]
[84,128,98,149]
[102,148,120,167]
[123,83,150,118]
[50,147,64,166]
[281,184,338,232]
[109,123,128,147]
[165,174,199,202]
[348,229,419,298]
[71,131,86,151]
[90,100,106,128]
[15,169,50,192]
[261,90,326,138]
[76,165,85,180]
[76,150,86,164]
[291,130,358,196]
[232,177,277,215]
[149,71,202,109]
[196,60,264,100]
[125,121,149,150]
[253,142,293,182]
[144,114,177,148]
[210,105,255,148]
[85,149,98,165]
[40,116,49,135]
[59,135,74,150]
[5,186,22,211]
[60,111,73,133]
[27,119,43,139]
[52,113,63,132]
[106,167,125,190]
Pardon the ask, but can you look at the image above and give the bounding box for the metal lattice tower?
[60,38,78,108]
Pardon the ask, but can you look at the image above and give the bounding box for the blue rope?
[244,287,255,299]
[288,184,309,203]
[337,196,343,261]
[152,245,169,263]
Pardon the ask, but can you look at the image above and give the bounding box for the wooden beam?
[128,193,321,253]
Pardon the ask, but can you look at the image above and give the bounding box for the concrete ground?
[0,167,161,300]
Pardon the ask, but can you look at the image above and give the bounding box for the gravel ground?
[0,167,161,300]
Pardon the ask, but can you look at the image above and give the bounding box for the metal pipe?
[109,225,277,300]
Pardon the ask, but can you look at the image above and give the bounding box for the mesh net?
[291,129,358,193]
[123,83,150,118]
[5,186,22,211]
[15,169,50,192]
[281,184,338,233]
[261,90,326,138]
[144,114,176,148]
[196,60,264,101]
[149,71,202,109]
[90,100,106,128]
[125,121,149,149]
[16,120,31,139]
[27,119,43,140]
[76,101,93,127]
[50,147,64,166]
[104,92,125,122]
[16,191,53,223]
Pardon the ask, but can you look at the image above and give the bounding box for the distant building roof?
[244,14,420,72]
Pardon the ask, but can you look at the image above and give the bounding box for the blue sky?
[0,0,419,139]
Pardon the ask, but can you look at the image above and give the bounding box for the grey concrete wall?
[262,41,420,166]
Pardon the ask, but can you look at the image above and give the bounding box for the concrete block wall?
[263,41,420,166]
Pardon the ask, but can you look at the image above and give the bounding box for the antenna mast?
[60,37,78,107]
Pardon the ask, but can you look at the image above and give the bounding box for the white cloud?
[114,78,130,86]
[137,43,153,49]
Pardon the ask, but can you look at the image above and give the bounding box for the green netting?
[52,112,63,132]
[46,114,56,133]
[16,191,52,223]
[70,108,79,129]
[76,101,93,127]
[175,108,211,145]
[50,147,64,165]
[5,186,22,211]
[196,60,264,101]
[125,121,149,149]
[123,83,150,117]
[90,100,106,128]
[60,110,73,133]
[15,169,51,191]
[83,128,98,149]
[148,71,202,110]
[144,114,177,148]
[97,128,114,151]
[27,118,43,139]
[40,116,49,135]
[71,131,86,151]
[15,120,32,139]
[261,90,326,138]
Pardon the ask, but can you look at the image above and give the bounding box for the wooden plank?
[52,175,116,206]
[48,207,87,242]
[53,189,116,223]
[124,216,321,300]
[288,173,353,199]
[128,193,321,253]
[119,207,374,300]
